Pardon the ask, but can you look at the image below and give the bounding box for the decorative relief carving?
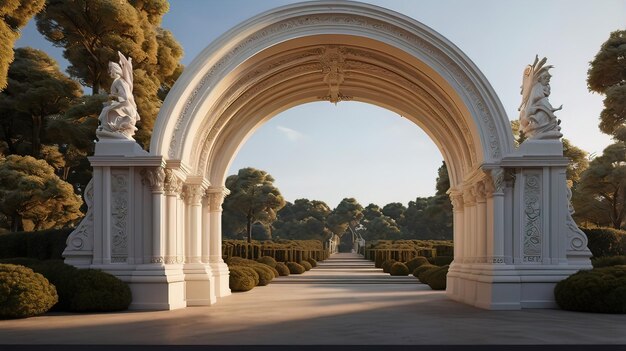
[169,13,501,161]
[66,179,94,251]
[110,171,128,263]
[318,46,351,104]
[489,168,505,194]
[163,169,183,195]
[523,174,542,262]
[184,184,205,205]
[565,183,588,251]
[141,167,165,192]
[474,181,487,202]
[206,186,231,211]
[448,191,464,211]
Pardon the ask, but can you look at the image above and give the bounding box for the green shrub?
[405,257,429,273]
[426,265,449,290]
[382,259,397,273]
[554,266,626,313]
[256,256,277,268]
[390,262,410,276]
[299,260,313,271]
[592,256,626,268]
[250,265,274,286]
[581,227,626,257]
[413,264,438,283]
[429,256,454,266]
[0,264,58,319]
[306,258,317,267]
[69,269,132,312]
[229,266,259,292]
[226,257,258,266]
[275,262,290,276]
[286,262,305,274]
[267,266,280,278]
[0,228,72,260]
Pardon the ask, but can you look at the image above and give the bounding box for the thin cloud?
[276,125,305,142]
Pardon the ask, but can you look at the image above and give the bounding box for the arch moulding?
[63,1,591,311]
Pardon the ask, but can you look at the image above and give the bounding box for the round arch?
[66,0,592,311]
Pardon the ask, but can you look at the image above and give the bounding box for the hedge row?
[223,239,328,263]
[365,240,453,267]
[581,227,626,258]
[555,265,626,313]
[0,228,72,260]
[380,256,449,290]
[226,255,317,293]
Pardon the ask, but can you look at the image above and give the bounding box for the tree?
[326,198,363,238]
[273,198,332,241]
[222,168,286,242]
[573,142,626,229]
[381,202,406,226]
[435,161,450,196]
[0,48,82,158]
[36,0,184,147]
[362,215,401,241]
[362,203,383,221]
[563,138,589,187]
[0,0,45,90]
[0,154,83,231]
[587,30,626,138]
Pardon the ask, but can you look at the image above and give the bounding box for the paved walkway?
[1,253,625,346]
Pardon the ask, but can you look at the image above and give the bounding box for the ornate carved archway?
[64,1,591,310]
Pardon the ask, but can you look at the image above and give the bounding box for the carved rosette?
[163,169,183,196]
[523,174,542,262]
[141,167,166,193]
[206,186,230,212]
[110,172,129,263]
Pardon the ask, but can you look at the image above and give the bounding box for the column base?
[184,263,217,306]
[210,261,232,298]
[446,262,591,310]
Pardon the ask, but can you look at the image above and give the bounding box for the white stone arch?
[65,1,592,311]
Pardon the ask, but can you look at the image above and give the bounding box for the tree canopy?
[0,154,83,231]
[0,0,45,90]
[587,29,626,139]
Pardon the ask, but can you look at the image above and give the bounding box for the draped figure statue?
[518,56,563,140]
[96,52,140,140]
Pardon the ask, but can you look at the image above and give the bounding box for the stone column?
[182,180,216,306]
[141,167,166,264]
[474,181,487,263]
[449,190,464,261]
[163,169,183,264]
[462,187,476,262]
[206,186,232,298]
[488,168,505,264]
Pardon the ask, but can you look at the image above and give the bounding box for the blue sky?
[16,0,626,209]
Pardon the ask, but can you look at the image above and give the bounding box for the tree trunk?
[10,212,23,232]
[246,210,252,244]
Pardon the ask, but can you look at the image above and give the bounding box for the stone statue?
[518,55,563,140]
[96,52,140,140]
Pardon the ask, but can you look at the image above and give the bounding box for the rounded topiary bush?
[426,265,449,290]
[405,257,429,273]
[226,257,258,266]
[267,266,280,278]
[554,266,626,313]
[28,260,78,311]
[592,256,626,268]
[256,256,277,268]
[275,262,290,276]
[414,264,438,283]
[430,256,454,266]
[250,265,274,286]
[306,258,317,267]
[286,262,305,274]
[390,262,410,276]
[382,259,397,273]
[69,269,131,312]
[0,264,58,319]
[582,227,626,257]
[229,266,259,292]
[299,260,313,271]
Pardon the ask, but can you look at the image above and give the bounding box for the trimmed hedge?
[0,264,58,319]
[229,266,259,292]
[581,227,626,257]
[0,228,72,260]
[413,264,438,283]
[554,266,626,313]
[405,257,429,273]
[275,262,290,276]
[286,262,305,274]
[256,256,277,268]
[69,269,132,312]
[425,265,449,290]
[428,256,454,266]
[306,258,318,267]
[299,260,313,271]
[389,262,409,276]
[592,256,626,268]
[382,259,397,273]
[250,265,274,286]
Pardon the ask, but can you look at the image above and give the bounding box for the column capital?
[448,189,464,211]
[163,168,184,195]
[183,183,206,205]
[474,180,487,203]
[206,186,230,211]
[140,166,165,193]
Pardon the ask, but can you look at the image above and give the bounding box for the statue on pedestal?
[96,52,140,140]
[518,56,563,140]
